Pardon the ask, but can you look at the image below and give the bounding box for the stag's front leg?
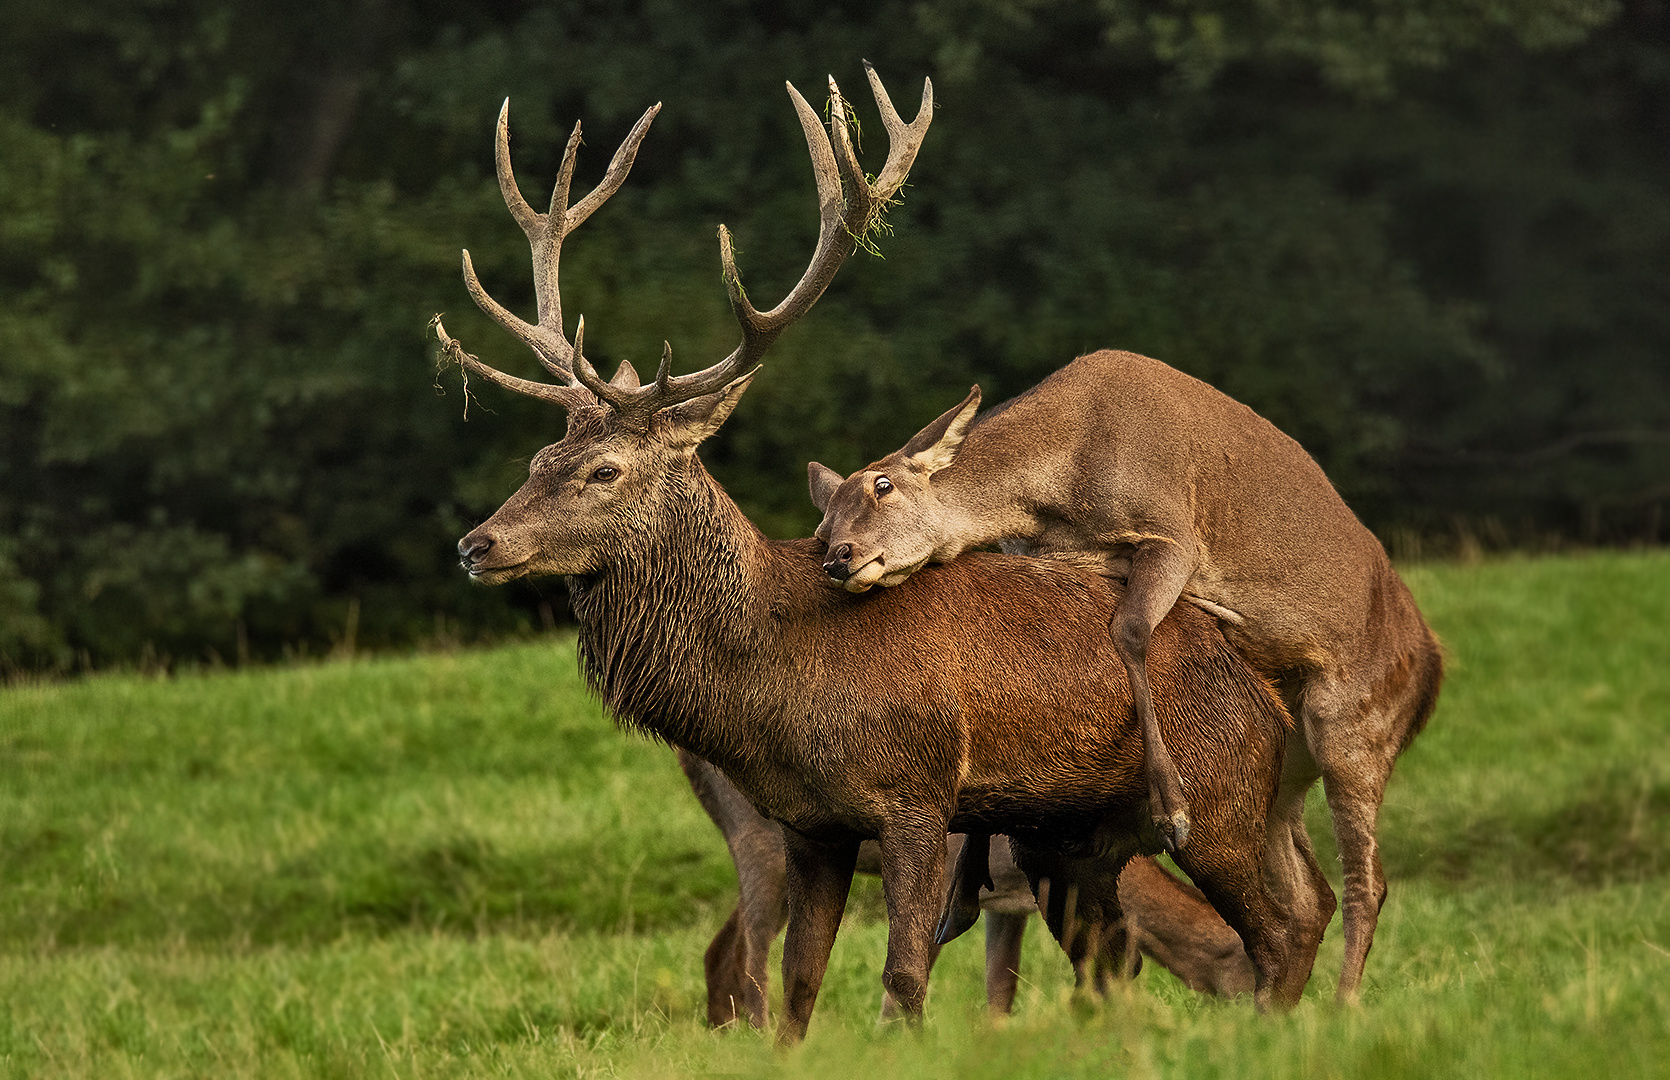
[876,815,953,1023]
[778,829,860,1044]
[1112,538,1197,852]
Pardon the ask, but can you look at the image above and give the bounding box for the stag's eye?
[590,465,620,483]
[874,476,893,496]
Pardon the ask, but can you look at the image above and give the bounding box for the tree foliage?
[1,0,1665,670]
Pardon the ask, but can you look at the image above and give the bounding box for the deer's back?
[967,350,1421,675]
[759,548,1288,841]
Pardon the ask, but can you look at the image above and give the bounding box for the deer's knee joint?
[1112,614,1152,662]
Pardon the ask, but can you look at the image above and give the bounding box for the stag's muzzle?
[458,532,494,572]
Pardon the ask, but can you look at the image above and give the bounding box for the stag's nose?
[823,543,854,582]
[458,532,494,569]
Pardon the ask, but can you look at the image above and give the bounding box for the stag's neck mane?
[564,453,811,763]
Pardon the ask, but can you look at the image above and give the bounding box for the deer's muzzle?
[823,543,854,582]
[458,532,494,571]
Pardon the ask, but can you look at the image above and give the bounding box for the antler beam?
[436,64,932,431]
[575,62,932,430]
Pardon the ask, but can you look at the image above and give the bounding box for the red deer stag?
[434,67,1321,1041]
[809,354,1444,1002]
[681,750,1255,1027]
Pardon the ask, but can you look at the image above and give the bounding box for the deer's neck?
[929,420,1058,554]
[565,457,787,762]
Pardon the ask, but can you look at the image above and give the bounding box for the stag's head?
[436,65,931,584]
[456,369,759,583]
[809,386,981,592]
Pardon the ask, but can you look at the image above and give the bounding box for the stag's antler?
[435,98,660,407]
[436,63,932,429]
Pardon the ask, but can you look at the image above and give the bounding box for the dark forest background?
[2,0,1666,672]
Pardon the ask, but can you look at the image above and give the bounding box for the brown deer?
[949,834,1257,1006]
[808,355,1444,1002]
[680,749,1256,1027]
[434,68,1322,1041]
[948,832,1258,1005]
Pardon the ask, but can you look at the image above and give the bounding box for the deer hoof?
[935,894,983,945]
[1154,808,1192,853]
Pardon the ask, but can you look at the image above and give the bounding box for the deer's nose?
[458,533,494,567]
[823,543,854,581]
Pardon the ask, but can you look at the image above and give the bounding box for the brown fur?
[438,80,1320,1040]
[459,408,1322,1041]
[679,751,1256,1027]
[811,350,1444,1000]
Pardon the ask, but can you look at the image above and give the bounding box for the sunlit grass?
[1,550,1666,1077]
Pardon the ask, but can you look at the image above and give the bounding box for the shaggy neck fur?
[565,454,806,766]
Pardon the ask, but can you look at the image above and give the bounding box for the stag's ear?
[807,462,844,513]
[660,368,759,449]
[609,359,641,388]
[901,385,981,475]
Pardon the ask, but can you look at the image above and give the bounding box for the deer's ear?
[609,359,641,389]
[807,462,844,513]
[901,385,981,475]
[660,368,758,449]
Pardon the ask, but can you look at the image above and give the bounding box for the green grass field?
[2,551,1667,1078]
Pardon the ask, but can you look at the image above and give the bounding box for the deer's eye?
[874,476,893,496]
[591,465,619,483]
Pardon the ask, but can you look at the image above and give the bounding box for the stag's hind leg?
[1261,735,1335,999]
[1173,838,1301,1011]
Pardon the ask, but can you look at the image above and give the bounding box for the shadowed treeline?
[2,1,1667,670]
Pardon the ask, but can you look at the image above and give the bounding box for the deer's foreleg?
[1113,539,1196,851]
[876,816,953,1023]
[935,830,992,945]
[778,829,859,1044]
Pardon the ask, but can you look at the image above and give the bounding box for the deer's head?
[437,66,931,584]
[809,385,981,592]
[457,374,757,583]
[810,385,984,591]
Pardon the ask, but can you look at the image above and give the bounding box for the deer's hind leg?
[1260,734,1335,1000]
[983,911,1029,1013]
[1301,625,1440,1002]
[1173,833,1301,1011]
[678,749,788,1028]
[1010,842,1136,998]
[1110,538,1199,852]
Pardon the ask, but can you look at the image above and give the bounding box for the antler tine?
[461,248,572,379]
[571,325,714,432]
[862,59,934,201]
[434,317,587,408]
[471,102,580,378]
[445,100,662,404]
[586,65,933,431]
[570,317,626,408]
[569,103,661,232]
